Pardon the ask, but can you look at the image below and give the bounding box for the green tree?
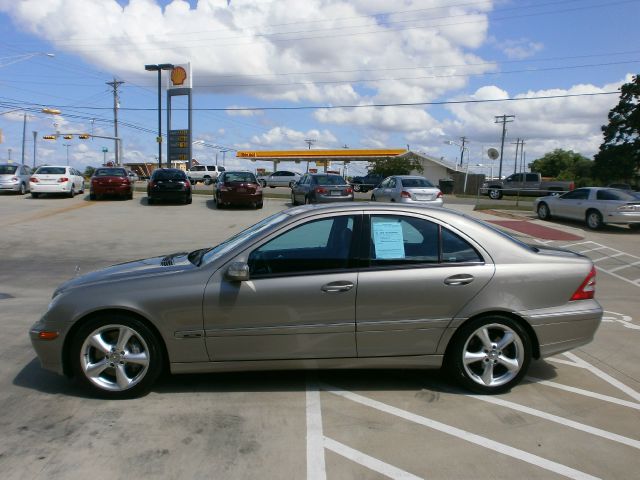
[369,155,423,177]
[529,149,593,186]
[593,74,640,183]
[83,166,96,178]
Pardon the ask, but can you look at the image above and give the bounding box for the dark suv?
[147,168,192,205]
[350,173,384,192]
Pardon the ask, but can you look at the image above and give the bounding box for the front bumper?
[29,320,65,375]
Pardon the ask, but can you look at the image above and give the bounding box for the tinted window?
[222,172,257,183]
[248,216,356,275]
[192,166,204,171]
[526,173,539,182]
[219,166,225,172]
[596,189,637,201]
[442,228,482,263]
[314,175,347,186]
[36,167,66,175]
[388,178,397,188]
[561,189,590,200]
[0,165,18,174]
[95,168,126,177]
[401,178,434,188]
[153,170,186,181]
[369,215,439,266]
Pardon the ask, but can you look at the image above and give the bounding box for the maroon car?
[214,171,263,209]
[90,167,134,200]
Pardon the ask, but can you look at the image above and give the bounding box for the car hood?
[52,253,196,297]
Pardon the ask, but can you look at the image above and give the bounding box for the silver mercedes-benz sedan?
[534,187,640,230]
[30,203,602,399]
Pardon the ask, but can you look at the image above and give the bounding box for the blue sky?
[1,0,638,177]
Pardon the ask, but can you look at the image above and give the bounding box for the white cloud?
[499,38,544,60]
[250,126,338,149]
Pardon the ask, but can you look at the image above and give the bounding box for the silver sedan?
[534,187,640,230]
[30,203,601,398]
[371,175,443,206]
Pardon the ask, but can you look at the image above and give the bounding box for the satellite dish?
[487,148,500,160]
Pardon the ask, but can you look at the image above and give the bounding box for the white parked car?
[30,165,85,198]
[187,165,225,184]
[371,175,444,206]
[258,170,302,188]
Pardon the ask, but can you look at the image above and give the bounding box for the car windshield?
[401,178,434,188]
[36,167,66,175]
[315,175,347,186]
[223,172,257,183]
[200,212,290,265]
[95,168,126,177]
[0,165,18,174]
[154,170,186,181]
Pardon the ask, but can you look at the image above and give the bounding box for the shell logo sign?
[171,66,187,86]
[168,63,192,89]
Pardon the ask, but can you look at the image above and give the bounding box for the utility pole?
[459,136,467,169]
[520,139,526,173]
[21,112,27,165]
[512,138,521,175]
[32,131,37,168]
[63,143,71,165]
[106,78,124,165]
[494,115,515,179]
[304,138,316,172]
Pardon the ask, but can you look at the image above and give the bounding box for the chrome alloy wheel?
[80,324,150,392]
[461,323,525,388]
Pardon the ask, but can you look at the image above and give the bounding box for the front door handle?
[444,274,474,286]
[321,281,354,293]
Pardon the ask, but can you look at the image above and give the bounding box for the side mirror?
[226,262,250,282]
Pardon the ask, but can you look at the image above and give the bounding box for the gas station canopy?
[236,149,405,163]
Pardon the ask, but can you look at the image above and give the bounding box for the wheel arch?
[62,308,169,377]
[443,310,541,363]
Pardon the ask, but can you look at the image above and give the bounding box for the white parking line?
[306,380,327,480]
[525,377,640,410]
[324,438,423,480]
[563,352,640,402]
[608,260,640,273]
[579,246,608,254]
[323,384,600,480]
[467,395,640,449]
[593,252,625,263]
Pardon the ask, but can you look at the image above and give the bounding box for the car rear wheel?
[90,192,97,201]
[147,197,154,205]
[19,183,26,195]
[71,314,163,399]
[371,194,376,201]
[448,315,531,394]
[186,194,192,204]
[31,192,40,198]
[488,188,502,200]
[305,196,312,205]
[216,193,224,209]
[537,202,551,220]
[68,185,76,198]
[256,201,263,209]
[586,210,603,230]
[353,184,361,192]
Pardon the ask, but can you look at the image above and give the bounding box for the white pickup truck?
[187,165,226,184]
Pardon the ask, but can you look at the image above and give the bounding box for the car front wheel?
[586,210,603,230]
[537,202,551,220]
[488,188,502,200]
[448,316,531,394]
[71,314,163,399]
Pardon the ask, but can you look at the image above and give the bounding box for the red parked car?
[214,171,263,209]
[90,167,134,200]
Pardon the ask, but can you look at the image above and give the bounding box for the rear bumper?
[398,197,444,206]
[604,212,640,225]
[30,183,71,193]
[315,194,355,203]
[219,192,262,204]
[0,182,21,191]
[92,184,132,195]
[522,300,603,357]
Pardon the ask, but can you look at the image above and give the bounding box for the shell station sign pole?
[167,63,193,169]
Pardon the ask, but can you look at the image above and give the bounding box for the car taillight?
[570,266,596,301]
[315,187,327,194]
[345,187,353,194]
[569,182,575,191]
[436,191,443,198]
[30,177,39,183]
[57,177,69,183]
[401,191,412,198]
[184,180,190,188]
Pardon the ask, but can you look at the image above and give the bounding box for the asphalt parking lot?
[1,189,639,480]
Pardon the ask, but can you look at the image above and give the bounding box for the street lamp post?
[63,143,71,165]
[144,63,174,169]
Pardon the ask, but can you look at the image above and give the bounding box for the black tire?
[260,180,267,187]
[291,193,299,206]
[537,202,551,220]
[90,192,97,201]
[147,197,154,205]
[31,192,40,199]
[586,209,603,230]
[447,315,532,394]
[371,194,376,201]
[256,201,263,209]
[68,185,76,198]
[19,183,26,195]
[70,313,164,399]
[216,193,224,209]
[127,191,134,200]
[353,184,361,192]
[305,196,312,205]
[488,188,503,200]
[186,194,192,205]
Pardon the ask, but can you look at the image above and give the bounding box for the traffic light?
[42,135,57,140]
[63,135,73,139]
[78,134,90,139]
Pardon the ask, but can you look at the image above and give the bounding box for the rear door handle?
[321,281,354,293]
[444,274,474,286]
